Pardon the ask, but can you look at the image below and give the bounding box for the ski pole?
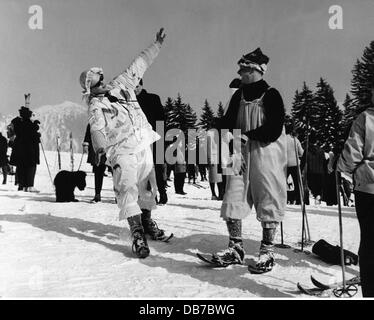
[333,170,349,297]
[40,139,54,186]
[77,152,85,171]
[241,136,250,203]
[336,171,346,287]
[56,135,61,170]
[294,135,307,251]
[275,222,291,249]
[332,170,358,298]
[69,132,74,171]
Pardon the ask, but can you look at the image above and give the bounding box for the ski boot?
[158,192,168,205]
[211,240,245,267]
[249,241,275,274]
[26,187,40,193]
[143,218,173,242]
[141,210,173,242]
[90,194,101,203]
[131,229,150,259]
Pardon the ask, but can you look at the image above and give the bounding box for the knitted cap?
[238,48,269,74]
[79,67,104,98]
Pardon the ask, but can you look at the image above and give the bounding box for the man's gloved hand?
[156,28,166,44]
[95,148,107,166]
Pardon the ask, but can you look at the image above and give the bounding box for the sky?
[1,0,374,116]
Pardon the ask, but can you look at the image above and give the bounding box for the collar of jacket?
[241,79,269,94]
[218,79,269,131]
[137,89,148,98]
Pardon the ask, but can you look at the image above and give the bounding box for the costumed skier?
[79,28,171,259]
[208,48,287,272]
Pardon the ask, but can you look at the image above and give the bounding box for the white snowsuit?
[87,41,162,220]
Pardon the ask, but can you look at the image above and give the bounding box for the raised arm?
[111,28,166,90]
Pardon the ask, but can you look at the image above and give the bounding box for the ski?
[192,183,207,189]
[160,233,174,243]
[247,262,274,274]
[196,253,230,267]
[152,233,174,243]
[297,282,325,297]
[310,275,360,290]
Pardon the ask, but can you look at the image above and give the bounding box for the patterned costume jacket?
[88,41,162,160]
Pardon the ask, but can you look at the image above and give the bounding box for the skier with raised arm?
[79,28,172,259]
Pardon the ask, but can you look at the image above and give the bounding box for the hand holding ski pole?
[156,28,166,44]
[239,134,249,174]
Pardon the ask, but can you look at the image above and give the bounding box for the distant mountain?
[0,101,88,152]
[34,101,88,152]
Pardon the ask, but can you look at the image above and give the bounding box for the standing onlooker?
[0,132,8,184]
[187,164,197,184]
[187,144,198,185]
[301,132,326,205]
[135,79,168,205]
[207,130,224,200]
[174,140,187,195]
[285,124,304,204]
[198,164,207,181]
[337,84,374,297]
[9,106,40,192]
[196,136,207,181]
[83,124,106,203]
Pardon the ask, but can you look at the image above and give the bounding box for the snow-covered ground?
[0,151,361,298]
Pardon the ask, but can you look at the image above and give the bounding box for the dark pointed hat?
[238,48,269,74]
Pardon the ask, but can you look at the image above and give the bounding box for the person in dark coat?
[135,79,168,204]
[9,106,40,192]
[0,133,8,184]
[300,132,326,205]
[83,124,106,202]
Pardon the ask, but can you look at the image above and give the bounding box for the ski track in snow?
[0,151,361,298]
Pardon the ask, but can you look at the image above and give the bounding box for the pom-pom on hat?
[238,48,269,74]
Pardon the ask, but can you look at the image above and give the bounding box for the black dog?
[54,170,86,202]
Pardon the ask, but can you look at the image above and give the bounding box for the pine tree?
[166,94,184,133]
[350,41,374,116]
[333,93,356,154]
[341,93,356,134]
[184,103,197,131]
[215,101,225,128]
[217,101,225,119]
[198,99,216,130]
[290,83,315,146]
[313,78,342,151]
[164,97,175,132]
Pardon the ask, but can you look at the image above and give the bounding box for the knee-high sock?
[226,218,242,244]
[262,227,278,245]
[141,209,151,223]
